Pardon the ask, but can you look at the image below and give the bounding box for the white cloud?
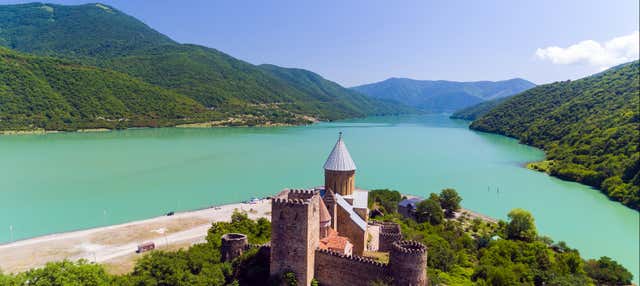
[535,31,639,70]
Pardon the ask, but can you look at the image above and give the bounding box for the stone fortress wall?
[314,248,389,286]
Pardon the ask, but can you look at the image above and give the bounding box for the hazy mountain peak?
[352,77,535,112]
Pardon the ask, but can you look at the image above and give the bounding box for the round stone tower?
[389,240,428,286]
[323,132,356,196]
[221,233,248,262]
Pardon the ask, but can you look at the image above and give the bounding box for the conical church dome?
[323,132,356,171]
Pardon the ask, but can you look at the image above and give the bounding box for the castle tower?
[323,132,356,196]
[270,189,320,286]
[389,240,428,286]
[221,233,248,262]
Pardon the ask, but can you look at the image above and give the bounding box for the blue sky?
[2,0,638,86]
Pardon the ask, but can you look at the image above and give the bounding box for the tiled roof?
[323,133,356,171]
[319,229,351,252]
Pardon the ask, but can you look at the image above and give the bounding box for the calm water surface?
[0,114,638,281]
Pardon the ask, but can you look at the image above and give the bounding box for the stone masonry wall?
[314,249,389,286]
[270,190,319,286]
[336,204,366,256]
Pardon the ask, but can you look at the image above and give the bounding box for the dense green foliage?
[0,3,173,58]
[368,189,403,214]
[471,61,640,210]
[584,257,634,285]
[352,77,535,112]
[0,3,408,129]
[450,97,510,120]
[0,259,113,286]
[0,47,211,131]
[369,189,633,285]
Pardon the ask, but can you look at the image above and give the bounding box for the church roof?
[334,193,367,231]
[323,133,357,171]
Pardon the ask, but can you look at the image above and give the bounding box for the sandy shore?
[0,200,271,274]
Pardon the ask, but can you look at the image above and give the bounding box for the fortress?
[222,133,428,286]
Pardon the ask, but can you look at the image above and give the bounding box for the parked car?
[136,242,155,253]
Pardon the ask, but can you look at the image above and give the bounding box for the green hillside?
[0,47,210,131]
[259,64,412,119]
[471,61,640,210]
[352,77,535,112]
[450,97,510,120]
[0,3,174,58]
[0,3,405,123]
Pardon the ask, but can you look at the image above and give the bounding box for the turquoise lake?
[0,114,637,281]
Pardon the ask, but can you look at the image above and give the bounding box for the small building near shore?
[398,197,423,219]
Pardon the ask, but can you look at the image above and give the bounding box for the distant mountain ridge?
[471,61,639,210]
[0,2,408,130]
[258,64,413,119]
[352,77,536,112]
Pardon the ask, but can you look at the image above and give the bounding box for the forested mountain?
[0,3,406,128]
[450,97,510,120]
[0,47,209,131]
[258,64,413,119]
[471,61,640,210]
[352,77,535,112]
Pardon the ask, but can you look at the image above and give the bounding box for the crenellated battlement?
[391,240,427,255]
[374,222,403,252]
[272,197,311,206]
[288,188,317,195]
[388,240,428,285]
[379,232,402,238]
[375,221,401,234]
[316,248,387,268]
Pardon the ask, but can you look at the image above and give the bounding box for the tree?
[439,188,462,218]
[368,189,402,214]
[415,196,444,225]
[15,260,113,286]
[506,208,537,242]
[584,256,633,285]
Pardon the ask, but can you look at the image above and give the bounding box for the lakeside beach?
[0,200,271,274]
